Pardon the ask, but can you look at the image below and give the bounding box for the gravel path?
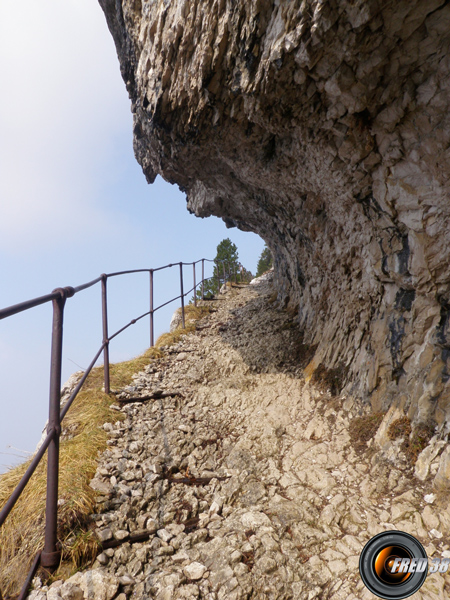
[30,275,450,600]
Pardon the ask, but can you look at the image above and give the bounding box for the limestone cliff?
[98,1,450,440]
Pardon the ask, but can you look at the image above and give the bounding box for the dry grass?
[0,385,115,597]
[388,417,435,467]
[349,412,385,452]
[387,416,411,441]
[155,304,210,349]
[311,363,348,396]
[0,302,211,597]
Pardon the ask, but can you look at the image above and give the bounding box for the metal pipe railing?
[201,259,205,300]
[101,275,110,395]
[41,290,66,570]
[193,263,197,308]
[149,270,154,348]
[179,263,185,329]
[0,255,233,596]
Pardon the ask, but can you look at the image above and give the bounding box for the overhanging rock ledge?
[98,0,450,456]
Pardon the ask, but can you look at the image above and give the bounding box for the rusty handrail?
[0,291,61,320]
[0,255,235,598]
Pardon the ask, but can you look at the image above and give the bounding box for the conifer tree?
[197,238,250,299]
[256,244,273,277]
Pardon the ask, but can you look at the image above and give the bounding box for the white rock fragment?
[157,528,173,542]
[172,550,190,563]
[66,570,118,600]
[241,511,271,529]
[96,528,113,542]
[60,582,84,600]
[183,562,207,580]
[89,478,113,495]
[429,529,443,539]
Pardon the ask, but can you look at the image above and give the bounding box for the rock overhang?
[99,0,450,441]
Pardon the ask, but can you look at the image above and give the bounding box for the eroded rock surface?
[30,279,450,599]
[98,0,450,438]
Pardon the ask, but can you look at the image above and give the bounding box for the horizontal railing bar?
[0,260,224,320]
[152,264,176,273]
[0,428,55,527]
[60,342,107,421]
[108,311,151,342]
[108,258,228,277]
[153,294,182,313]
[72,276,103,294]
[183,284,196,297]
[106,269,151,278]
[0,291,61,320]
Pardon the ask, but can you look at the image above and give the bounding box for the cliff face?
[98,1,450,436]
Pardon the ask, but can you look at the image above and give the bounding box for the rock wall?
[98,0,450,434]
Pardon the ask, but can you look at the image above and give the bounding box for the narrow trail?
[30,275,450,600]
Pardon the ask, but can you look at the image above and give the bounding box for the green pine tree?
[256,244,273,277]
[196,238,249,299]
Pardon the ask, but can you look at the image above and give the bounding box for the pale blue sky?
[0,0,264,472]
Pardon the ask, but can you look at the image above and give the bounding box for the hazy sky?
[0,0,264,472]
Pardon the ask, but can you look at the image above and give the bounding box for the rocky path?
[30,276,450,600]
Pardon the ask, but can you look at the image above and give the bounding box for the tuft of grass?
[311,363,348,396]
[388,417,434,467]
[172,303,212,324]
[349,413,385,452]
[155,304,211,350]
[155,326,196,348]
[387,416,411,441]
[0,303,211,597]
[407,423,435,464]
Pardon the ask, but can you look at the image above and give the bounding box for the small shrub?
[388,416,434,467]
[311,363,348,396]
[387,416,411,441]
[349,413,385,451]
[408,423,435,463]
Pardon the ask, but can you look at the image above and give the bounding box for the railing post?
[222,262,226,288]
[41,288,68,572]
[201,259,205,300]
[101,275,110,395]
[150,269,154,347]
[179,263,185,328]
[216,261,220,296]
[193,263,197,307]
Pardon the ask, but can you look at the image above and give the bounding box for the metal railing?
[0,256,243,599]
